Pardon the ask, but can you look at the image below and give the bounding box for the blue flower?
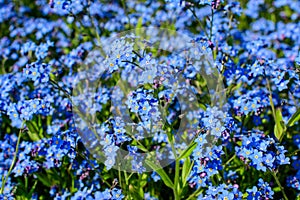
[263,153,275,168]
[20,41,36,55]
[250,149,263,166]
[201,184,241,199]
[151,171,161,182]
[104,145,119,157]
[276,153,290,165]
[139,68,157,84]
[35,41,53,60]
[246,186,259,200]
[94,189,111,199]
[250,61,265,77]
[104,156,116,170]
[23,62,51,85]
[131,157,146,174]
[111,188,124,200]
[293,135,300,149]
[13,164,24,177]
[51,0,70,10]
[277,79,289,91]
[257,178,274,199]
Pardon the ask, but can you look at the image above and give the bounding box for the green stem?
[124,171,129,186]
[138,174,144,197]
[289,91,299,110]
[1,58,7,74]
[271,171,288,200]
[128,172,134,180]
[186,187,203,200]
[0,122,24,194]
[174,158,180,200]
[118,166,122,189]
[123,171,131,200]
[25,175,28,192]
[70,166,75,193]
[169,135,180,200]
[49,79,71,98]
[225,154,236,166]
[187,7,209,38]
[287,149,300,156]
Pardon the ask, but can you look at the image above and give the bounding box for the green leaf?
[25,122,40,141]
[135,17,143,37]
[145,160,174,188]
[181,158,190,183]
[178,142,197,160]
[46,115,52,126]
[287,108,300,127]
[136,144,148,153]
[274,123,283,141]
[242,192,248,199]
[136,17,143,29]
[274,108,286,142]
[35,174,52,187]
[38,115,42,127]
[181,158,194,188]
[102,173,111,181]
[140,173,148,188]
[39,127,44,138]
[273,186,281,192]
[129,184,144,200]
[28,180,38,198]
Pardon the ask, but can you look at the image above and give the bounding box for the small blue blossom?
[151,171,161,182]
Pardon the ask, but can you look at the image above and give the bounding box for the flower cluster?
[23,62,52,85]
[198,184,242,199]
[246,179,274,199]
[0,0,299,199]
[7,99,52,123]
[235,132,290,172]
[126,88,161,123]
